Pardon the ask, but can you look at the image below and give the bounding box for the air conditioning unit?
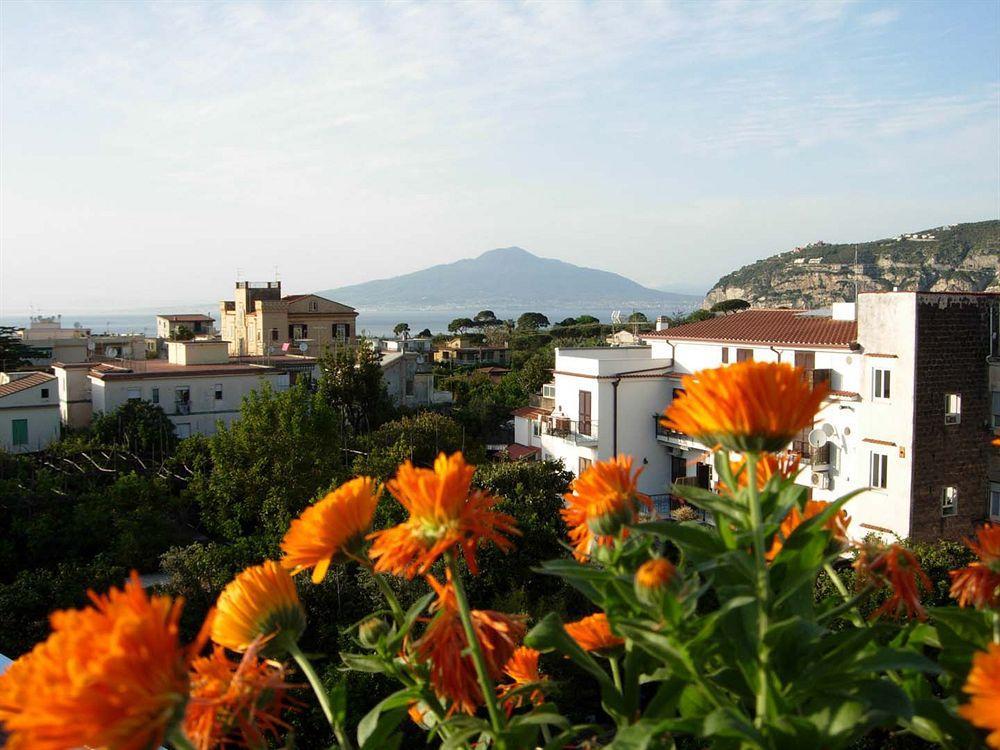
[810,471,830,490]
[945,414,960,425]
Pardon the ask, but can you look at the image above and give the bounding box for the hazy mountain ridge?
[317,247,702,312]
[704,220,1000,309]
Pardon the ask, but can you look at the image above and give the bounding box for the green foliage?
[557,317,577,326]
[445,370,529,440]
[0,325,50,369]
[416,328,432,338]
[392,322,410,336]
[627,311,648,322]
[516,312,550,330]
[90,399,177,455]
[317,340,395,435]
[353,411,478,483]
[196,382,346,550]
[170,325,196,341]
[474,310,498,324]
[448,317,476,333]
[710,299,751,313]
[575,314,599,325]
[682,309,715,324]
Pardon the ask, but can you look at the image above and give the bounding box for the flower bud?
[358,617,389,648]
[586,500,636,537]
[635,558,675,607]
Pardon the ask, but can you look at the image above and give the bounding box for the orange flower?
[722,452,801,495]
[212,561,306,656]
[950,524,1000,609]
[854,544,931,621]
[183,642,295,750]
[565,613,624,653]
[497,647,546,714]
[959,643,1000,748]
[281,476,380,583]
[0,572,192,750]
[766,500,851,561]
[414,572,526,715]
[561,456,651,561]
[407,701,435,729]
[993,437,1000,448]
[368,452,519,578]
[635,557,676,606]
[661,362,829,453]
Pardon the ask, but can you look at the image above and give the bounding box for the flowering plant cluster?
[1,361,998,749]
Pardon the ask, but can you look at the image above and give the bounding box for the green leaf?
[356,687,419,750]
[330,680,348,727]
[385,591,434,652]
[630,520,726,556]
[340,652,393,674]
[853,648,940,674]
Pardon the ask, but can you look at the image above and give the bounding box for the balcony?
[804,368,832,391]
[643,493,708,524]
[541,416,599,447]
[175,402,191,415]
[529,393,556,411]
[653,415,705,449]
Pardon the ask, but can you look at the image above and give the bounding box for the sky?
[1,0,998,314]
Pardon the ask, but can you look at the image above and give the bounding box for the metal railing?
[541,416,599,447]
[529,393,556,410]
[642,493,708,524]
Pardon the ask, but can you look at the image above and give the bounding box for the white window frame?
[872,368,891,400]
[542,383,556,399]
[531,420,540,437]
[214,383,224,401]
[151,387,159,404]
[942,486,958,517]
[945,393,961,425]
[869,451,888,489]
[126,386,142,401]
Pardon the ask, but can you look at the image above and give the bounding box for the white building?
[156,314,216,340]
[0,372,60,453]
[12,316,89,366]
[381,351,453,408]
[513,292,1000,542]
[54,340,288,439]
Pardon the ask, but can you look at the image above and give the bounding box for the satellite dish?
[298,342,308,352]
[821,423,836,438]
[87,340,96,351]
[106,347,119,358]
[807,428,829,449]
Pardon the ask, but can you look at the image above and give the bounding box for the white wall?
[0,382,60,452]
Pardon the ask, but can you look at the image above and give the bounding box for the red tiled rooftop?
[0,372,55,399]
[642,309,858,348]
[505,444,541,460]
[512,405,552,419]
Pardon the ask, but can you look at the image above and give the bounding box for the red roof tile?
[505,444,540,460]
[643,310,857,348]
[0,372,55,399]
[512,406,552,419]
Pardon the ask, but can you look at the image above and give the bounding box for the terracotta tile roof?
[642,310,858,348]
[0,372,55,399]
[505,443,541,460]
[512,405,552,419]
[158,314,214,322]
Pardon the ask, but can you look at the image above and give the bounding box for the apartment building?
[433,336,511,366]
[513,292,1000,542]
[381,351,453,408]
[156,314,216,339]
[0,372,60,453]
[54,340,288,438]
[12,316,89,366]
[219,281,358,358]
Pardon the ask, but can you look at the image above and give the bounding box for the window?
[872,368,891,400]
[869,451,888,489]
[991,482,1000,520]
[175,386,191,415]
[309,301,318,311]
[405,378,414,396]
[794,351,816,371]
[151,387,159,404]
[127,386,141,401]
[175,423,191,439]
[214,383,223,401]
[40,387,49,399]
[672,387,685,401]
[11,419,28,446]
[578,391,592,436]
[542,383,556,399]
[271,328,279,342]
[532,420,540,437]
[736,348,753,362]
[579,457,592,475]
[941,486,958,517]
[993,391,1000,428]
[945,393,961,424]
[721,347,729,364]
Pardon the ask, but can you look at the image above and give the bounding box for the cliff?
[704,220,999,309]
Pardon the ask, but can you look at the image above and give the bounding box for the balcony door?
[578,391,592,436]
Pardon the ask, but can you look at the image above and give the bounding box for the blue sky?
[1,0,997,312]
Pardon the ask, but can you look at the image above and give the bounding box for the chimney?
[655,316,670,332]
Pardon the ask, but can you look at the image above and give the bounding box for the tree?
[417,328,432,338]
[447,317,475,334]
[683,309,715,323]
[710,299,751,313]
[317,340,395,435]
[516,312,550,330]
[556,317,577,327]
[171,325,196,341]
[392,322,410,337]
[473,310,498,325]
[0,326,48,370]
[627,311,648,323]
[90,400,177,455]
[574,314,599,325]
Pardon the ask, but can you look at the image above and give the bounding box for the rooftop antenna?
[853,246,859,302]
[273,265,280,283]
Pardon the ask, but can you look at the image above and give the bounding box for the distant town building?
[14,316,90,365]
[156,314,216,339]
[381,351,453,408]
[218,281,358,358]
[432,336,510,366]
[0,372,60,453]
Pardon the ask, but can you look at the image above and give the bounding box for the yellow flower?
[212,560,306,656]
[0,572,193,750]
[661,361,829,453]
[368,452,519,579]
[281,476,380,583]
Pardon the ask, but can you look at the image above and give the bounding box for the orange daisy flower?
[635,557,676,606]
[722,452,801,495]
[993,437,1000,448]
[183,641,295,750]
[415,572,526,715]
[497,646,546,715]
[959,643,1000,748]
[564,613,624,654]
[766,500,851,562]
[212,560,306,656]
[950,524,1000,609]
[281,476,380,583]
[561,456,651,561]
[0,572,192,750]
[368,452,519,579]
[854,543,931,621]
[661,362,829,453]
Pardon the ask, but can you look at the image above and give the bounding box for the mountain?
[317,247,702,311]
[704,220,1000,310]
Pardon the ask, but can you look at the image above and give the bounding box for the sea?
[1,303,697,338]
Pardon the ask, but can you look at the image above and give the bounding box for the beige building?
[14,316,89,366]
[219,281,358,358]
[156,314,215,339]
[432,336,510,366]
[0,372,60,453]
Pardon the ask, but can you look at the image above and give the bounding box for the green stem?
[823,562,865,627]
[167,727,197,750]
[994,611,1000,645]
[446,552,506,741]
[373,570,405,626]
[289,642,353,750]
[609,656,623,693]
[746,454,771,728]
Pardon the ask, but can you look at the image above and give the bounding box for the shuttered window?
[12,419,28,446]
[578,391,592,436]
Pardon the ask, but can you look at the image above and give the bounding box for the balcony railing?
[653,415,705,448]
[804,368,832,390]
[175,402,191,415]
[541,416,598,447]
[529,393,556,410]
[642,493,708,524]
